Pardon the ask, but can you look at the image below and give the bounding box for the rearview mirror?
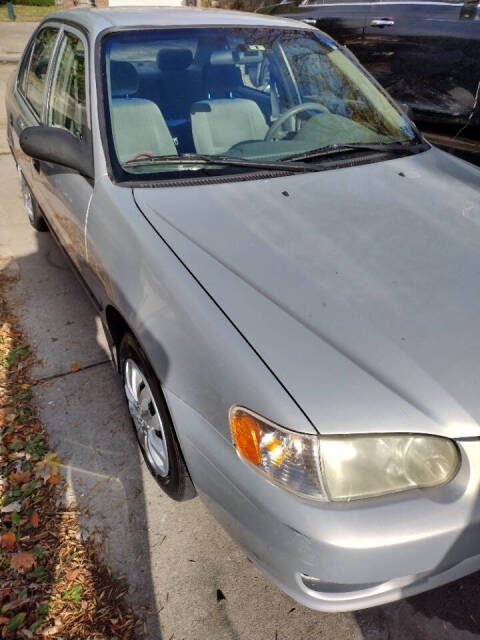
[19,126,94,180]
[460,0,478,19]
[400,102,414,121]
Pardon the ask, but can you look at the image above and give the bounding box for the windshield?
[101,26,418,179]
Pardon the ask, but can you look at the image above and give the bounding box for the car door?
[36,26,93,276]
[11,25,60,195]
[262,0,370,57]
[363,0,480,132]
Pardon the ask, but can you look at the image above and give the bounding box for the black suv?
[259,0,480,159]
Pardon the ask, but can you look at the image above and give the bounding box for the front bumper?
[166,391,480,612]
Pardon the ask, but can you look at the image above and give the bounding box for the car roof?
[43,6,312,38]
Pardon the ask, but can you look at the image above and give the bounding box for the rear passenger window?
[23,27,58,118]
[47,32,87,140]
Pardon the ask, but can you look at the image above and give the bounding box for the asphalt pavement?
[1,46,480,640]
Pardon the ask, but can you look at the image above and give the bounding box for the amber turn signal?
[230,409,262,465]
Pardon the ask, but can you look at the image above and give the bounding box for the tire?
[119,333,195,501]
[18,169,48,232]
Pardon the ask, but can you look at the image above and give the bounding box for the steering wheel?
[265,102,329,141]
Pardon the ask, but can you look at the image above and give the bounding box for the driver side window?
[47,31,87,140]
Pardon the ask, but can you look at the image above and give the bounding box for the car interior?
[106,31,408,167]
[109,44,275,162]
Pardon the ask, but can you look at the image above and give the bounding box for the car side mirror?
[19,126,94,180]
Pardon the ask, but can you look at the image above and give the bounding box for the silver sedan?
[5,5,480,612]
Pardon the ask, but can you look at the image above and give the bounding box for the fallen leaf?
[64,568,81,582]
[1,585,12,599]
[63,584,83,603]
[42,618,64,636]
[6,611,26,631]
[0,616,8,624]
[70,362,82,372]
[47,474,60,485]
[29,618,45,633]
[32,421,41,433]
[29,512,39,528]
[9,470,31,487]
[34,452,61,483]
[1,531,16,551]
[10,552,37,571]
[28,566,47,579]
[1,500,22,513]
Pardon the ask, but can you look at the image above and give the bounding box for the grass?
[0,5,58,22]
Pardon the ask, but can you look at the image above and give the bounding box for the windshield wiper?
[122,143,428,172]
[123,153,319,173]
[285,141,428,163]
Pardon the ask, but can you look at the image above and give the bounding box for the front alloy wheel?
[119,333,195,500]
[124,358,169,477]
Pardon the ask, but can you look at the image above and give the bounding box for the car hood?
[134,148,480,438]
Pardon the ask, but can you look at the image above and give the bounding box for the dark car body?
[259,0,480,158]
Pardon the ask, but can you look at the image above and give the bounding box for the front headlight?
[229,407,460,501]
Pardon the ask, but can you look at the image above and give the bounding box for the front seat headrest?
[157,48,193,72]
[110,61,139,98]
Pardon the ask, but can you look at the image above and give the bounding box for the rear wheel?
[119,333,195,501]
[18,169,48,232]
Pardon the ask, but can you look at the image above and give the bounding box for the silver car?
[6,6,480,613]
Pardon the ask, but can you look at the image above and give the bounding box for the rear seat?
[156,49,204,122]
[133,47,249,153]
[202,59,243,100]
[136,48,204,152]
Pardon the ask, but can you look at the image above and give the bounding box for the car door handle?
[370,18,395,27]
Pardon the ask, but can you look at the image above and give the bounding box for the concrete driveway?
[0,22,36,63]
[1,60,480,639]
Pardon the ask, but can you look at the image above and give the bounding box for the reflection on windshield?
[102,27,417,177]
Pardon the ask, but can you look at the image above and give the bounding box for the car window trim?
[16,23,62,124]
[41,25,65,124]
[16,38,34,98]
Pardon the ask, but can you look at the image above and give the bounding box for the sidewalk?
[0,22,36,63]
[0,64,15,151]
